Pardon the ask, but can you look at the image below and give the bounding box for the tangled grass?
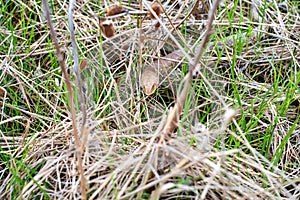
[0,0,299,199]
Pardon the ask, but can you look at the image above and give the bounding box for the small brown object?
[0,86,6,106]
[80,59,88,70]
[106,5,126,16]
[0,87,5,98]
[148,2,163,19]
[154,22,161,31]
[100,20,115,38]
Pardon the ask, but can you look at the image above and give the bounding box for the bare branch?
[68,1,87,135]
[42,0,86,198]
[161,0,221,137]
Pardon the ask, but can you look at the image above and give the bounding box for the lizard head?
[141,68,159,95]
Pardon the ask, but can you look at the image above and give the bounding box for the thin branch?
[88,10,148,20]
[42,0,86,199]
[161,0,221,136]
[68,1,87,198]
[68,1,87,135]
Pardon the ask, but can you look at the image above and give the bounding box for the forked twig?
[161,0,221,137]
[42,0,86,199]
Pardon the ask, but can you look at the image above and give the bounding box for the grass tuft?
[0,0,299,199]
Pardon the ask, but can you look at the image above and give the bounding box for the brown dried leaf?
[100,20,115,38]
[80,59,88,70]
[0,86,5,99]
[148,2,163,19]
[106,5,126,16]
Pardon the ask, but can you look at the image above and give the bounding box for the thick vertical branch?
[161,0,221,136]
[42,0,86,198]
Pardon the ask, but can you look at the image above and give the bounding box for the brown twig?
[161,0,221,137]
[42,0,86,199]
[68,0,87,198]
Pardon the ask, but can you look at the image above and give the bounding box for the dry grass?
[0,0,299,199]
